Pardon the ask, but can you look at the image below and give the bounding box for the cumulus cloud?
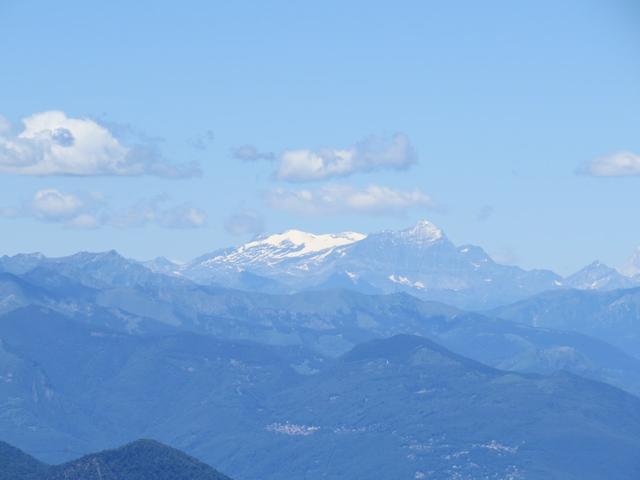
[0,111,200,177]
[232,144,275,162]
[580,151,640,177]
[0,190,206,229]
[30,188,85,221]
[224,210,265,236]
[276,133,417,182]
[1,188,103,228]
[265,184,435,216]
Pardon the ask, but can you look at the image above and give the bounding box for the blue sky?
[0,0,638,274]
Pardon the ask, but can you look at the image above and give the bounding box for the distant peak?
[571,260,617,275]
[341,334,491,372]
[151,256,181,265]
[63,249,127,264]
[586,260,606,268]
[620,247,640,277]
[397,219,444,243]
[2,252,46,261]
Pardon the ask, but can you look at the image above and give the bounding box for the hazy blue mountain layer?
[2,241,640,478]
[491,286,640,359]
[0,254,640,393]
[2,262,640,395]
[1,310,640,479]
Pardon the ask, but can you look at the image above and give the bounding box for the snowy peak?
[242,229,366,258]
[393,219,445,244]
[196,228,367,272]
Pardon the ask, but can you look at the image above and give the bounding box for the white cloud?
[30,189,84,220]
[0,111,200,177]
[581,151,640,177]
[266,184,435,216]
[4,189,102,229]
[1,189,206,230]
[276,133,417,181]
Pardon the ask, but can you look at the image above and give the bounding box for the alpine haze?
[2,2,639,478]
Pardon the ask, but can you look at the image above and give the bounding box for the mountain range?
[1,262,640,396]
[2,309,640,479]
[2,221,640,478]
[167,220,566,309]
[5,220,638,310]
[177,220,640,304]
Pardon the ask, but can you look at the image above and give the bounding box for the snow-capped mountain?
[184,229,365,285]
[181,220,563,308]
[2,222,637,309]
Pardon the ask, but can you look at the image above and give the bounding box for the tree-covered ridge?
[0,440,231,480]
[0,441,47,480]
